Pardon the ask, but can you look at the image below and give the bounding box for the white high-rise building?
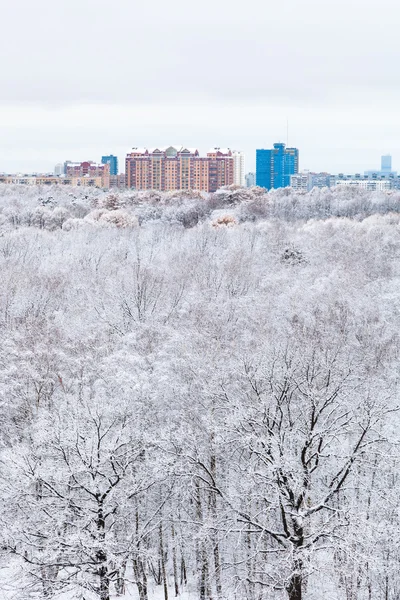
[232,151,245,186]
[54,163,64,176]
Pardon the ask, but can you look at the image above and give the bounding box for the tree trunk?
[133,556,148,600]
[115,560,127,596]
[287,566,302,600]
[97,502,110,600]
[210,453,222,599]
[132,503,148,600]
[159,522,168,600]
[171,524,179,597]
[199,546,211,600]
[99,559,110,600]
[246,530,255,600]
[40,566,52,597]
[141,561,148,600]
[195,479,212,600]
[180,556,187,586]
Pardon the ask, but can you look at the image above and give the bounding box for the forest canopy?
[0,184,398,600]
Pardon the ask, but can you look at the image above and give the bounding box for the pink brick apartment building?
[125,146,234,192]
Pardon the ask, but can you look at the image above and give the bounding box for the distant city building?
[290,172,310,192]
[245,172,256,188]
[102,155,119,176]
[381,154,392,172]
[290,171,399,192]
[256,143,299,190]
[54,163,64,176]
[334,173,394,191]
[63,160,72,175]
[66,161,110,188]
[125,146,234,192]
[311,173,334,189]
[335,179,391,191]
[256,150,271,190]
[207,148,235,192]
[365,154,397,177]
[291,172,333,192]
[290,171,397,192]
[232,151,245,186]
[110,174,126,188]
[0,174,107,187]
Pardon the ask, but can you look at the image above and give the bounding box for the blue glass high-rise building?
[256,143,299,190]
[256,149,273,190]
[101,155,119,176]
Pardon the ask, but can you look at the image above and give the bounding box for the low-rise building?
[0,174,108,188]
[290,172,333,192]
[334,176,392,191]
[290,171,400,192]
[290,172,310,192]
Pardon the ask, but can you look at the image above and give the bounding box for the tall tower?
[232,151,245,186]
[54,163,64,176]
[381,155,392,173]
[256,143,299,190]
[256,149,272,189]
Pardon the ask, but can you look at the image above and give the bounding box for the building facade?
[290,172,310,192]
[102,155,119,176]
[365,154,397,178]
[290,171,397,192]
[245,172,256,188]
[381,155,392,173]
[311,173,334,189]
[334,175,392,191]
[125,146,234,192]
[291,172,333,192]
[110,174,126,188]
[65,161,110,188]
[256,143,299,190]
[232,151,245,186]
[63,160,72,174]
[256,149,273,190]
[0,174,106,187]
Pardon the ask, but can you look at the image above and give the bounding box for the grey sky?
[1,0,400,174]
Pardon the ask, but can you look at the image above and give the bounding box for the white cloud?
[1,0,400,172]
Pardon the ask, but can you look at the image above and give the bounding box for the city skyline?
[0,134,398,178]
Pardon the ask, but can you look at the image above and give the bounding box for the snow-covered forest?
[0,183,399,600]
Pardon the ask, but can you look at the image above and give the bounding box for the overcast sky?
[1,0,400,174]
